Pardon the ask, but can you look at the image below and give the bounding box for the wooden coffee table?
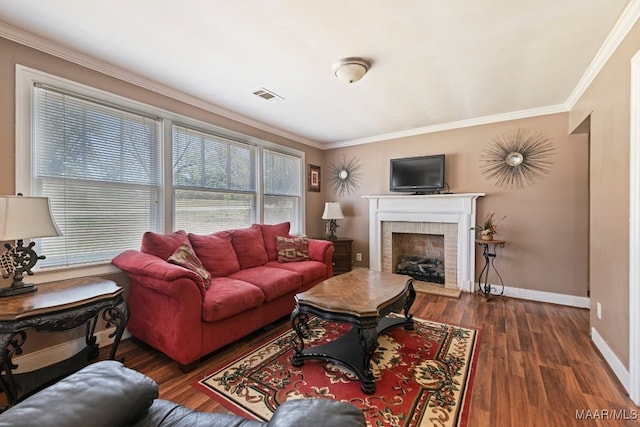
[290,269,415,394]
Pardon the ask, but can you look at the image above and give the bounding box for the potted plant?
[477,213,506,240]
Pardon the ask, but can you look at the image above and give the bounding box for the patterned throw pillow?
[276,236,309,263]
[168,243,211,289]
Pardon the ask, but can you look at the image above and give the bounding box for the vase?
[480,234,493,241]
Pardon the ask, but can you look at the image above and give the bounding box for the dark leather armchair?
[0,361,365,427]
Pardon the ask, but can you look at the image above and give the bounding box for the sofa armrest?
[112,250,206,298]
[307,238,335,277]
[0,361,158,427]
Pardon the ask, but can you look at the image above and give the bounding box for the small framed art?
[308,164,321,192]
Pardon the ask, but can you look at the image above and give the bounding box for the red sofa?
[112,222,334,371]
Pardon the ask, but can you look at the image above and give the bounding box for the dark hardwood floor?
[101,292,638,427]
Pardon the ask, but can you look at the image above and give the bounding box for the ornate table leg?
[290,305,309,367]
[0,331,26,407]
[103,297,129,361]
[403,280,416,330]
[358,323,378,394]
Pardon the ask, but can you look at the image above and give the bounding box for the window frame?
[15,65,306,282]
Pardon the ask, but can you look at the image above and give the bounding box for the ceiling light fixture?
[332,57,371,84]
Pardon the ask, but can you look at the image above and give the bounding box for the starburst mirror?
[480,129,555,189]
[328,157,362,196]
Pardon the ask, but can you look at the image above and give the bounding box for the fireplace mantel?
[363,193,484,292]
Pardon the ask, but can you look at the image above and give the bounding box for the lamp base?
[326,219,339,240]
[0,283,37,297]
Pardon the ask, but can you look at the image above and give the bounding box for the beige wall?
[570,20,640,369]
[324,114,589,299]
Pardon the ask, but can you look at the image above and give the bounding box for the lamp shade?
[321,202,344,220]
[0,196,62,241]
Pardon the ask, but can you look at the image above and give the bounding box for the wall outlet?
[596,302,602,320]
[355,252,362,262]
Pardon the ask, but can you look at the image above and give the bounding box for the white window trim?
[15,65,306,282]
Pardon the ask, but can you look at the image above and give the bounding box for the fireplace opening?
[392,232,445,285]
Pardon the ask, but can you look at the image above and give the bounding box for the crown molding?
[0,20,323,150]
[326,104,569,149]
[566,0,640,109]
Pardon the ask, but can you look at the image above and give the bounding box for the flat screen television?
[389,154,445,194]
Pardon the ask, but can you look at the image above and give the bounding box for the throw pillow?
[167,243,211,289]
[259,222,291,261]
[230,225,269,269]
[141,230,190,260]
[276,236,309,262]
[189,231,240,277]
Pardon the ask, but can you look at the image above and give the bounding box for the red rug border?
[192,316,482,425]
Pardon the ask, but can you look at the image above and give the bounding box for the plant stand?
[476,239,505,298]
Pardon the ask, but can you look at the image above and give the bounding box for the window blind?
[172,124,256,234]
[263,149,301,233]
[33,86,163,267]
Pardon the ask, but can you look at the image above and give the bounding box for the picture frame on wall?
[308,164,321,192]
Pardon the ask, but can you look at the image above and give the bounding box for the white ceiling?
[0,1,635,148]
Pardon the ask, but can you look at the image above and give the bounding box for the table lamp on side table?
[0,195,62,297]
[322,201,344,240]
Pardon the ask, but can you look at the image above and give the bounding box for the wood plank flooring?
[101,292,639,426]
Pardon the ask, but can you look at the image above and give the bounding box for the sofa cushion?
[265,260,327,284]
[167,243,211,289]
[230,225,269,269]
[259,222,291,261]
[141,230,190,260]
[189,232,240,277]
[228,266,301,302]
[276,236,309,262]
[202,277,266,322]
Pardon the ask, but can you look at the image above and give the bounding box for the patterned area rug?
[195,316,480,427]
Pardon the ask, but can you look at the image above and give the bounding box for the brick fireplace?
[364,193,484,291]
[386,222,455,286]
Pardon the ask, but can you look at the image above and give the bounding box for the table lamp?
[322,201,344,240]
[0,195,62,297]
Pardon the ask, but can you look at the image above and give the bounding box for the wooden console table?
[0,276,129,408]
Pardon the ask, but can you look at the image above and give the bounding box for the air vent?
[252,87,284,101]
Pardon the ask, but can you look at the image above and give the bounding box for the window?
[263,149,301,233]
[173,125,256,234]
[17,66,305,274]
[33,85,163,268]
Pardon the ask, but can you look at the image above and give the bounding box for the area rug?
[194,315,480,427]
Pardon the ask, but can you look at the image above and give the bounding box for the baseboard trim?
[591,326,631,393]
[13,328,130,373]
[476,283,590,308]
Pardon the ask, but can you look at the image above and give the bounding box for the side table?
[328,238,353,275]
[0,276,129,408]
[476,239,505,298]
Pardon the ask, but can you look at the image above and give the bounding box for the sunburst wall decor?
[480,129,555,189]
[328,156,362,196]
